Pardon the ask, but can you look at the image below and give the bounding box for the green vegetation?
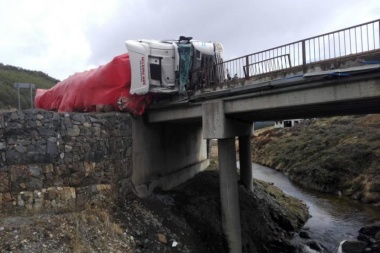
[0,63,58,110]
[252,115,380,204]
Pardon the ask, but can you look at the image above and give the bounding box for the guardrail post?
[245,56,250,79]
[302,40,307,73]
[17,86,21,111]
[378,20,380,49]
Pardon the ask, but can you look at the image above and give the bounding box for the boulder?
[359,222,380,236]
[341,240,367,253]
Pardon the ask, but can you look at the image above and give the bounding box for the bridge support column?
[239,135,253,191]
[218,138,242,253]
[131,117,209,197]
[203,100,252,253]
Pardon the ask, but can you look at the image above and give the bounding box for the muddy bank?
[252,115,380,205]
[151,168,309,253]
[0,168,309,253]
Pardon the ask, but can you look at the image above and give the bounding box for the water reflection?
[245,163,380,252]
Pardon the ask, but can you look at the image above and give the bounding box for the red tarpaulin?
[35,53,151,115]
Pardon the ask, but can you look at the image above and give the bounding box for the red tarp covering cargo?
[35,53,151,115]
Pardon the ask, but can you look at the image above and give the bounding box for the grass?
[70,206,127,253]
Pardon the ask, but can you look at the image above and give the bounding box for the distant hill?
[0,63,59,110]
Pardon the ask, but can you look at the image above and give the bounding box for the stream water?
[248,163,380,252]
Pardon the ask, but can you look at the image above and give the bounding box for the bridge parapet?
[190,19,380,95]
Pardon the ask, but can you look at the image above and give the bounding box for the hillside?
[0,63,58,110]
[252,114,380,205]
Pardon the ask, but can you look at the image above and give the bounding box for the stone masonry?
[0,109,132,213]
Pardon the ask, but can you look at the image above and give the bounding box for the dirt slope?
[0,168,309,253]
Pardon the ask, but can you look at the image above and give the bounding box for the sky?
[0,0,379,81]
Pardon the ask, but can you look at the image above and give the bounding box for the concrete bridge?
[132,20,380,252]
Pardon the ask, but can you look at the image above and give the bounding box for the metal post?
[17,86,21,111]
[239,135,253,191]
[378,20,380,49]
[218,138,242,253]
[245,56,250,78]
[302,40,307,73]
[30,84,33,109]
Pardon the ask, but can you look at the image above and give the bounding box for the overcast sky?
[0,0,379,81]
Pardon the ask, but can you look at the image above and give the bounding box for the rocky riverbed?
[1,166,312,253]
[337,221,380,253]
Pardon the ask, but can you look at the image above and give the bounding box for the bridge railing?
[190,19,380,88]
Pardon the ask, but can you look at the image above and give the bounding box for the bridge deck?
[147,19,380,123]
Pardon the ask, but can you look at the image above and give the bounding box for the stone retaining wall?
[0,109,132,213]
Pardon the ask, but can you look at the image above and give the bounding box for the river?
[248,163,380,252]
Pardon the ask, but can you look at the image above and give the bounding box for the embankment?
[252,115,380,205]
[123,167,310,253]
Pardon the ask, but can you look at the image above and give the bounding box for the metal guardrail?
[190,19,380,88]
[243,54,291,76]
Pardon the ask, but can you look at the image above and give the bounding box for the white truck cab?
[125,36,224,95]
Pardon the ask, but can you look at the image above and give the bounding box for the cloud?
[0,0,379,80]
[85,0,380,61]
[0,0,119,79]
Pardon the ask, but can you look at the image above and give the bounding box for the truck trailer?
[35,36,225,115]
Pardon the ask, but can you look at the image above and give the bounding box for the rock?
[43,164,54,175]
[67,126,80,137]
[46,141,57,158]
[306,240,322,251]
[135,230,143,237]
[37,128,55,137]
[10,112,19,120]
[341,240,367,253]
[47,137,57,142]
[28,166,42,178]
[0,142,6,151]
[357,233,372,244]
[83,122,91,128]
[26,178,43,190]
[359,222,380,236]
[375,231,380,240]
[36,114,44,120]
[6,149,21,163]
[300,231,311,239]
[157,233,167,244]
[64,145,73,152]
[0,172,10,192]
[15,145,27,153]
[72,114,86,123]
[88,116,100,123]
[370,241,380,250]
[295,244,315,253]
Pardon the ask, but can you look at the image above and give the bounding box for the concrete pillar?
[218,138,242,253]
[131,118,209,197]
[238,135,253,191]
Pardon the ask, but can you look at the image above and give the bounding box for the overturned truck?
[35,36,225,115]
